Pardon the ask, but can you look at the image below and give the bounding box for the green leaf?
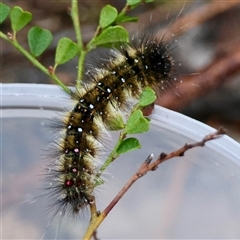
[125,110,149,134]
[117,137,141,155]
[28,27,52,57]
[93,26,129,47]
[139,87,156,107]
[55,38,79,65]
[99,4,118,28]
[0,3,11,23]
[127,0,154,5]
[127,0,142,7]
[116,14,138,24]
[127,0,154,8]
[10,6,32,32]
[127,0,141,6]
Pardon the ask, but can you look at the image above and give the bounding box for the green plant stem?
[71,0,82,49]
[73,1,139,87]
[85,147,142,240]
[118,4,131,16]
[71,0,84,87]
[96,103,141,178]
[83,211,106,240]
[96,132,126,178]
[86,26,101,50]
[89,195,98,221]
[76,50,87,89]
[0,31,70,94]
[84,167,138,240]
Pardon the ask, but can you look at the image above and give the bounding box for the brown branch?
[83,127,226,239]
[136,127,226,175]
[158,42,240,110]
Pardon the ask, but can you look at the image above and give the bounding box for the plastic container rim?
[1,83,240,165]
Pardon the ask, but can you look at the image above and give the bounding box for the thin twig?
[139,127,226,173]
[71,0,85,87]
[83,127,226,239]
[0,31,71,94]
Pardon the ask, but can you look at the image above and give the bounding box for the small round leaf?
[99,4,118,28]
[139,87,156,107]
[127,0,141,6]
[127,0,154,6]
[55,38,79,65]
[93,26,129,47]
[125,110,150,134]
[28,27,52,57]
[10,6,32,32]
[117,138,141,155]
[0,3,11,23]
[116,14,138,24]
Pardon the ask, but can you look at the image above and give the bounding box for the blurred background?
[2,0,240,142]
[2,1,240,239]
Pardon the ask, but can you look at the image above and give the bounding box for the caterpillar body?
[45,35,176,218]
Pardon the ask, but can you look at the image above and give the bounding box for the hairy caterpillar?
[44,34,176,219]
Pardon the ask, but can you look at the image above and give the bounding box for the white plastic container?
[2,83,240,239]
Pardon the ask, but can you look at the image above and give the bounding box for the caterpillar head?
[142,40,173,78]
